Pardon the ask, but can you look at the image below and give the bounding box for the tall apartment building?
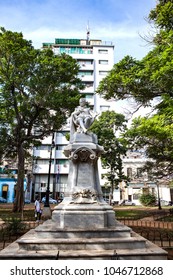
[32,37,115,200]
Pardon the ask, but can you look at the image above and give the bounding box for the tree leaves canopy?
[91,111,128,190]
[0,27,83,211]
[96,1,173,180]
[97,1,173,109]
[0,27,83,159]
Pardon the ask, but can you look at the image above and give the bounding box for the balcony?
[55,150,67,159]
[56,164,69,174]
[33,150,51,159]
[79,74,94,82]
[33,164,55,174]
[79,64,94,71]
[56,136,69,145]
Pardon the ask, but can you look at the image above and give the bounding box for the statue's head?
[79,97,86,106]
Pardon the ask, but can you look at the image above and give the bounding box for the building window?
[137,168,142,178]
[59,47,93,55]
[41,183,47,188]
[84,82,94,87]
[36,145,50,151]
[98,49,108,54]
[56,159,69,166]
[56,145,66,150]
[37,159,54,165]
[127,168,132,178]
[78,60,93,66]
[56,131,67,137]
[2,184,8,199]
[85,94,93,99]
[99,60,108,64]
[99,71,108,76]
[133,192,140,200]
[78,71,93,76]
[100,105,110,112]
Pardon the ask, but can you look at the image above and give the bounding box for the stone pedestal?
[52,132,116,229]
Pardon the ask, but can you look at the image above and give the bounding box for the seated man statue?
[70,98,98,141]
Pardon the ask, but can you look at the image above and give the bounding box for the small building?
[0,176,27,203]
[121,150,172,205]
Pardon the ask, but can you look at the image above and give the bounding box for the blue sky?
[0,0,156,62]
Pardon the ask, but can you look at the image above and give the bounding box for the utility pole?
[43,133,55,218]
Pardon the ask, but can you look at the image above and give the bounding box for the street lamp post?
[44,133,55,209]
[156,180,162,210]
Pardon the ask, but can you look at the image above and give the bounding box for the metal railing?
[118,218,173,248]
[0,221,42,250]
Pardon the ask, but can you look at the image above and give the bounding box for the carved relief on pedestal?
[71,188,97,204]
[71,147,97,165]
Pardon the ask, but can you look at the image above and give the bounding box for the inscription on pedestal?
[76,162,93,187]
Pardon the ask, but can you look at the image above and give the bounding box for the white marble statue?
[70,98,98,141]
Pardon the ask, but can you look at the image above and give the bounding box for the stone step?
[33,227,132,239]
[17,235,147,251]
[0,228,168,260]
[58,245,168,260]
[0,246,167,260]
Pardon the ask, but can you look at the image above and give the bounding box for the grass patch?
[0,208,35,221]
[115,209,151,219]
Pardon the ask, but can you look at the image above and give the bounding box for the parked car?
[155,199,172,206]
[119,199,135,206]
[0,196,7,203]
[41,197,57,204]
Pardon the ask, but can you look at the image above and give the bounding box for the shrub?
[5,217,26,236]
[139,193,156,206]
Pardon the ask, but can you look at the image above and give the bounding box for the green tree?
[0,27,83,212]
[97,1,173,108]
[125,103,173,179]
[91,111,128,196]
[96,1,173,179]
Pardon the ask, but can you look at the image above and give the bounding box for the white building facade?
[32,37,115,200]
[114,150,172,206]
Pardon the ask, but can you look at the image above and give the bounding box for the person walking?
[34,196,42,221]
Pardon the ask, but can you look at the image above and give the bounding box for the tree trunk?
[12,144,25,214]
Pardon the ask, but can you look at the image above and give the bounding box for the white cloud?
[0,0,155,61]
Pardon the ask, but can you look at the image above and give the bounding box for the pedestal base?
[52,202,116,228]
[42,206,52,219]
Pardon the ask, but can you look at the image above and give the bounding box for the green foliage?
[149,0,173,30]
[5,217,26,235]
[0,27,83,211]
[124,99,173,178]
[0,27,82,157]
[97,1,173,107]
[97,1,173,180]
[139,193,156,207]
[91,111,128,191]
